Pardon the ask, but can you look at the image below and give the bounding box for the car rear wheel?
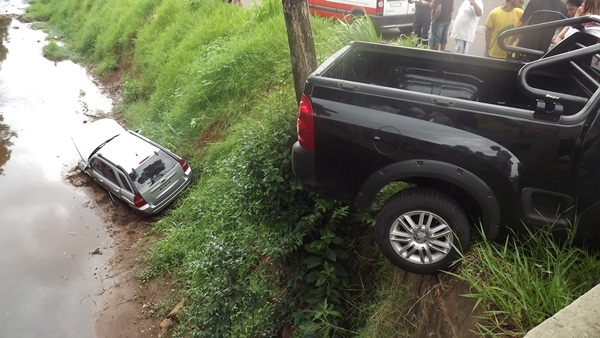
[375,187,470,274]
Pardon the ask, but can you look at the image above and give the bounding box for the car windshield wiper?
[89,134,120,159]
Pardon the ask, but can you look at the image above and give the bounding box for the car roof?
[97,132,160,174]
[72,118,160,173]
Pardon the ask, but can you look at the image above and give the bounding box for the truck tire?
[375,187,470,274]
[350,9,366,18]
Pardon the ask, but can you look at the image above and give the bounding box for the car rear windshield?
[129,151,178,192]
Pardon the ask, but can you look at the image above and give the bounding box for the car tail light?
[377,0,384,15]
[179,158,189,172]
[297,94,315,152]
[134,194,147,208]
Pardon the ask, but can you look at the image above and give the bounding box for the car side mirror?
[78,160,90,172]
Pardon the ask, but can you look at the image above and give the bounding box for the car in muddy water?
[72,118,192,215]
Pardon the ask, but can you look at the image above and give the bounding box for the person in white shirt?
[450,0,484,54]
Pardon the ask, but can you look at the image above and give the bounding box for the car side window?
[102,162,119,185]
[90,158,101,172]
[118,172,133,193]
[90,157,119,185]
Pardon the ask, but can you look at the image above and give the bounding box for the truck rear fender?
[354,160,505,240]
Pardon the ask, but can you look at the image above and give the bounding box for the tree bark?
[282,0,317,103]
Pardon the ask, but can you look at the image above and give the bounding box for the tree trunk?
[282,0,317,104]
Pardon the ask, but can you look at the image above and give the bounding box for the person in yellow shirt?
[485,0,524,58]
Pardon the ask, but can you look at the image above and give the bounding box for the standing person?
[515,0,568,57]
[450,0,483,54]
[552,0,583,45]
[573,0,600,18]
[409,0,433,44]
[485,0,523,59]
[429,0,454,50]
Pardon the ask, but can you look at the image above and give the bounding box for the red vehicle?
[307,0,415,32]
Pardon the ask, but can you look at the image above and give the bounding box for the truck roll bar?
[495,16,600,106]
[518,43,600,105]
[497,15,600,59]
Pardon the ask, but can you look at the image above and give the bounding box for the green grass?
[27,0,383,335]
[25,0,600,336]
[452,223,600,336]
[355,263,418,337]
[41,39,70,60]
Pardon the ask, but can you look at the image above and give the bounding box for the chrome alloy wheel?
[389,210,454,265]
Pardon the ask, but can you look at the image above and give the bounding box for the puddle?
[0,4,114,337]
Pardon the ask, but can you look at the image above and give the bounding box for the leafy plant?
[393,33,428,48]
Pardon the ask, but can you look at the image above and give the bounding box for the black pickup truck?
[292,16,600,274]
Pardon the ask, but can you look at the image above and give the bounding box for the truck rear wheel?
[375,187,470,274]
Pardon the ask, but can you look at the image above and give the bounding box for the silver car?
[72,118,192,215]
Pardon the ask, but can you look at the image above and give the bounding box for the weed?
[42,39,69,60]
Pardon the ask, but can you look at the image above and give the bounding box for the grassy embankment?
[27,0,600,336]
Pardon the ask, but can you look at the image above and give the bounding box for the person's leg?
[454,39,467,54]
[440,21,450,51]
[413,9,424,38]
[422,12,431,41]
[413,21,422,38]
[429,22,442,50]
[463,41,472,54]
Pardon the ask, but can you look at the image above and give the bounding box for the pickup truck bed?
[315,38,593,116]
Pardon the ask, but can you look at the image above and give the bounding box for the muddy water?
[0,2,114,337]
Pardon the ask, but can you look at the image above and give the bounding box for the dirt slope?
[66,168,177,338]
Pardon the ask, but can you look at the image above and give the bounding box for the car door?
[116,170,136,207]
[89,157,122,197]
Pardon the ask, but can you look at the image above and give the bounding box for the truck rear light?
[134,194,147,208]
[377,1,384,15]
[179,158,189,172]
[297,94,315,152]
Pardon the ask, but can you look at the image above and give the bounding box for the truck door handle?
[432,97,454,106]
[338,82,359,91]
